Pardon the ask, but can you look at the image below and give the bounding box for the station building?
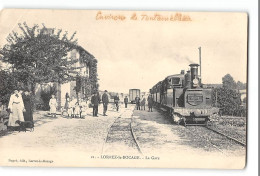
[34,45,98,110]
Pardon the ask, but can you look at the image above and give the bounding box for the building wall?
[35,48,92,110]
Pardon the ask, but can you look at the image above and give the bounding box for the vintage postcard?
[0,9,247,168]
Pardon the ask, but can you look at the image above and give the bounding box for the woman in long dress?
[22,89,33,122]
[8,89,25,127]
[49,95,57,118]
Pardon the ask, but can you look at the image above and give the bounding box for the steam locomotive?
[150,64,218,126]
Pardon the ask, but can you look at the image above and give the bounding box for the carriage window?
[172,78,180,85]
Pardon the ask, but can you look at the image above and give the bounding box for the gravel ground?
[0,103,125,166]
[208,115,246,144]
[131,106,246,169]
[0,104,246,168]
[102,106,141,155]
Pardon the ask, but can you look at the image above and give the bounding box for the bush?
[212,87,242,116]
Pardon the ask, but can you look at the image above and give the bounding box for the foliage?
[0,70,16,104]
[88,59,99,95]
[222,74,237,89]
[242,97,246,104]
[236,81,247,90]
[40,85,57,111]
[212,87,243,116]
[0,22,99,107]
[0,22,79,93]
[222,74,247,90]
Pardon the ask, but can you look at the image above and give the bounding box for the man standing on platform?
[124,96,128,108]
[102,90,109,116]
[135,95,141,110]
[148,94,153,112]
[91,92,100,117]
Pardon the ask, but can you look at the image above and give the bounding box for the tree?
[242,97,246,104]
[236,81,246,90]
[0,22,99,107]
[89,59,99,94]
[212,87,242,116]
[0,22,79,96]
[222,74,237,89]
[213,74,246,116]
[0,70,16,104]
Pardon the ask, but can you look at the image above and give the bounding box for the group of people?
[90,90,120,117]
[63,94,87,119]
[49,91,121,119]
[49,93,88,119]
[135,94,153,112]
[6,88,154,128]
[7,88,33,128]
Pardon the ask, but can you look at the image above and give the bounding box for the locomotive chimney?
[185,70,191,88]
[189,64,200,88]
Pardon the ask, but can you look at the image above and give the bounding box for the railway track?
[101,108,143,155]
[205,126,246,147]
[185,125,245,156]
[155,106,246,146]
[185,126,227,155]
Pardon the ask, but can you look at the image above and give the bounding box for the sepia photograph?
[0,9,248,169]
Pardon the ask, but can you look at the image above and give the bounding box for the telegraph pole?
[198,47,201,80]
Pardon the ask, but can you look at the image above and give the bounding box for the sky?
[0,9,248,93]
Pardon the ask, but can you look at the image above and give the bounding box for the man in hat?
[114,93,120,111]
[102,90,109,116]
[148,94,153,112]
[124,96,128,108]
[91,92,100,117]
[135,95,141,110]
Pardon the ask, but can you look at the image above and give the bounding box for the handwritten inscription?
[96,11,192,22]
[96,11,126,21]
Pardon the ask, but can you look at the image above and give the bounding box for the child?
[49,95,57,118]
[67,98,74,118]
[74,102,81,118]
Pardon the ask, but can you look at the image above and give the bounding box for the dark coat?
[135,97,140,104]
[148,96,153,106]
[22,94,33,122]
[102,93,109,105]
[91,95,100,106]
[124,97,128,103]
[114,96,119,102]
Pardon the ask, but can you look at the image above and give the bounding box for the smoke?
[172,53,195,64]
[152,44,196,64]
